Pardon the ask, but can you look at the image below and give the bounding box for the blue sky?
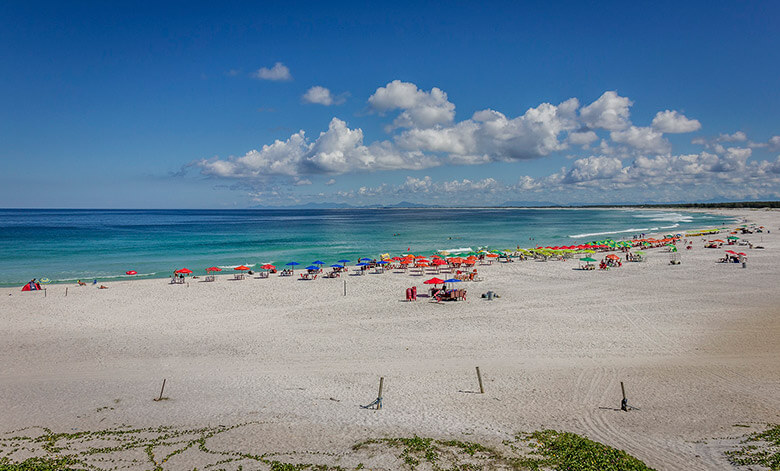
[1,1,779,208]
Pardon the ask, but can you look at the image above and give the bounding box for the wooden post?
[65,287,68,297]
[155,379,166,401]
[343,280,346,296]
[476,367,484,394]
[620,381,628,411]
[377,377,384,410]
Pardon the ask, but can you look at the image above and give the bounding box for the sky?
[1,1,779,208]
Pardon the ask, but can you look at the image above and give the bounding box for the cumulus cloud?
[302,86,346,106]
[580,91,633,131]
[396,98,580,162]
[198,118,437,179]
[194,79,780,203]
[651,110,701,133]
[368,80,455,129]
[567,130,599,147]
[610,126,670,154]
[253,62,292,81]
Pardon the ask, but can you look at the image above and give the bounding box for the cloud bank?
[194,79,780,203]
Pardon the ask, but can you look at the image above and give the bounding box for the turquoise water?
[0,208,729,286]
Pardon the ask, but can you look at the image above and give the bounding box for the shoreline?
[1,208,778,470]
[0,207,736,288]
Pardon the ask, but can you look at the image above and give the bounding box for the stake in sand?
[154,379,168,402]
[476,367,484,394]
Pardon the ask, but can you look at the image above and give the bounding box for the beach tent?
[21,281,42,291]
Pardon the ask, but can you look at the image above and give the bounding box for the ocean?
[0,208,729,286]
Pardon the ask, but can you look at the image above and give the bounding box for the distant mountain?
[251,202,356,209]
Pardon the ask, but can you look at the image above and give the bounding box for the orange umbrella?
[261,264,276,270]
[432,259,447,265]
[416,262,429,267]
[206,267,222,272]
[234,265,251,271]
[174,268,193,274]
[606,254,620,260]
[486,253,499,258]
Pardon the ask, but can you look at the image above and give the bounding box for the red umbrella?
[431,259,447,265]
[206,267,222,272]
[174,268,193,274]
[125,270,137,275]
[424,277,445,284]
[234,265,250,271]
[261,264,276,270]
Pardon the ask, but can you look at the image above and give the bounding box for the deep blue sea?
[0,208,729,286]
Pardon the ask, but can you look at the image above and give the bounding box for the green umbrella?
[580,257,597,262]
[634,251,645,255]
[727,236,739,240]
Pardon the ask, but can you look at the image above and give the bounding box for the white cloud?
[302,86,346,106]
[567,130,599,147]
[610,126,670,154]
[325,178,336,185]
[563,156,625,183]
[580,91,633,131]
[198,118,437,179]
[651,110,701,133]
[368,80,455,129]
[396,98,580,162]
[253,62,292,81]
[195,80,780,203]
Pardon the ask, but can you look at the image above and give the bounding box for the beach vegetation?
[725,423,779,469]
[0,423,670,471]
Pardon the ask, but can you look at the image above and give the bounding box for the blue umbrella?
[359,257,372,262]
[376,260,389,264]
[286,262,300,266]
[443,278,462,283]
[329,264,343,268]
[312,260,325,265]
[338,259,350,267]
[305,265,320,270]
[356,262,369,266]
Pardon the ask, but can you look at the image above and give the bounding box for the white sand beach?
[1,208,778,470]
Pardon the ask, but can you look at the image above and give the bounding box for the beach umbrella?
[424,277,445,284]
[359,257,372,262]
[312,260,325,265]
[206,267,222,272]
[605,254,620,260]
[234,265,251,271]
[126,270,137,275]
[356,262,369,266]
[305,265,320,271]
[337,259,350,268]
[486,253,499,258]
[432,259,447,266]
[580,257,596,262]
[285,262,300,272]
[376,260,389,264]
[260,264,275,270]
[443,278,462,283]
[174,268,193,274]
[726,236,739,240]
[634,251,645,255]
